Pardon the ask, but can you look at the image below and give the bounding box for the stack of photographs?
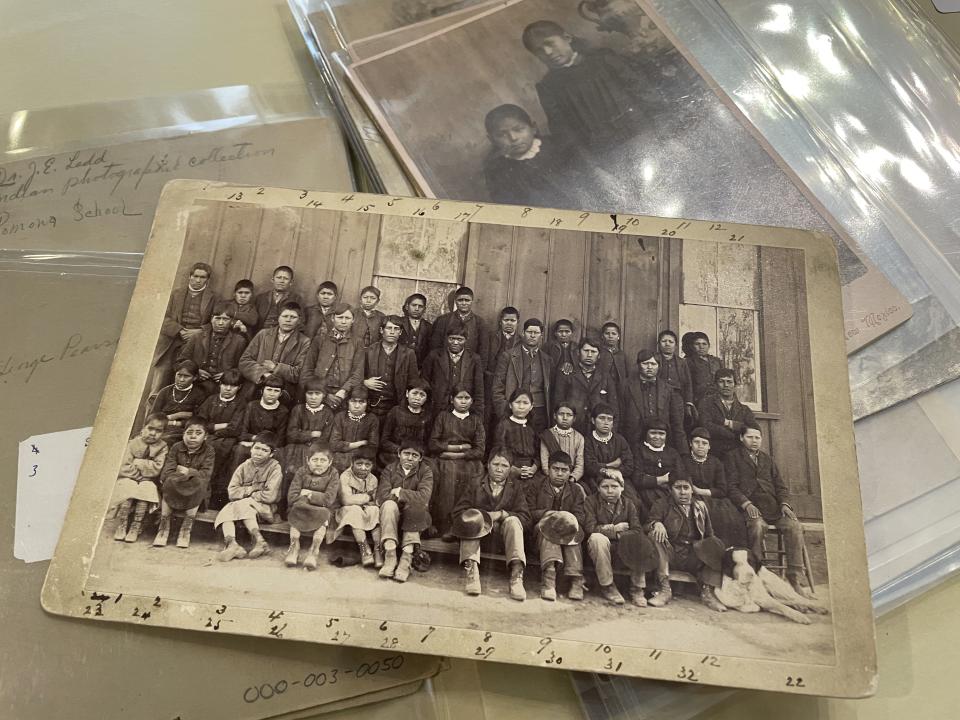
[291,0,910,356]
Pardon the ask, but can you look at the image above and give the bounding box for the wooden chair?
[761,523,816,591]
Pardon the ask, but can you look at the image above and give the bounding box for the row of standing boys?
[113,263,806,606]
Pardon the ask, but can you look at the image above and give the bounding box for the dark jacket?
[655,352,693,406]
[430,312,489,367]
[287,465,340,510]
[238,328,311,397]
[491,344,554,419]
[303,304,335,341]
[253,290,304,334]
[154,286,219,363]
[622,379,686,453]
[583,494,645,537]
[687,354,722,404]
[376,460,434,509]
[177,327,246,376]
[696,395,757,459]
[364,343,420,407]
[453,473,531,531]
[554,365,618,434]
[421,348,485,415]
[354,309,386,349]
[682,455,728,497]
[524,476,586,526]
[300,329,364,396]
[400,316,433,365]
[645,497,715,544]
[724,445,790,520]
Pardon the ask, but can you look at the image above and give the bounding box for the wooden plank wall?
[172,204,821,520]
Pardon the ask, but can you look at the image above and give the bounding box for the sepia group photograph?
[39,183,876,697]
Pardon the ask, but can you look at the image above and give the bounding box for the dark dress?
[634,444,685,511]
[482,135,585,208]
[227,400,290,482]
[150,384,207,445]
[379,404,431,469]
[195,393,244,507]
[682,454,747,548]
[429,411,486,535]
[160,440,215,511]
[283,404,336,473]
[329,412,380,473]
[287,465,340,533]
[492,417,540,469]
[583,431,634,496]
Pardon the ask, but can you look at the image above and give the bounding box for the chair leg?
[802,542,816,592]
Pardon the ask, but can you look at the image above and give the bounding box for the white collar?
[644,442,665,453]
[561,51,580,68]
[452,409,470,420]
[514,137,542,161]
[592,430,612,444]
[260,398,280,410]
[508,416,528,426]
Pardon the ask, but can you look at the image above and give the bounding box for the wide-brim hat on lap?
[412,548,431,572]
[539,510,584,546]
[401,505,432,533]
[693,536,726,572]
[451,508,493,540]
[616,529,659,573]
[165,470,203,497]
[287,504,332,533]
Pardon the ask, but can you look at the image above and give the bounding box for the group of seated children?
[114,375,801,611]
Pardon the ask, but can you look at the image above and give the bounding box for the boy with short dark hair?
[254,265,303,333]
[376,440,434,583]
[525,451,586,602]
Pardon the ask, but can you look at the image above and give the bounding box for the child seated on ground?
[334,447,382,568]
[285,442,340,571]
[215,431,283,562]
[153,417,215,548]
[584,475,655,607]
[645,475,727,612]
[114,413,169,542]
[377,440,434,583]
[524,451,587,602]
[583,403,634,495]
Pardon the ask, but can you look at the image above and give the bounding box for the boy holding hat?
[645,474,727,612]
[376,440,434,583]
[525,451,587,601]
[451,447,531,600]
[584,473,655,606]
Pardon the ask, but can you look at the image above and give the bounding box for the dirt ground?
[88,515,836,666]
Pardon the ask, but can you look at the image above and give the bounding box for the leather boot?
[284,538,300,566]
[630,579,647,607]
[647,575,672,607]
[303,533,323,571]
[124,502,147,543]
[508,561,525,601]
[360,542,374,567]
[373,544,384,569]
[393,549,413,583]
[567,576,584,601]
[218,538,247,562]
[176,517,195,548]
[540,562,557,601]
[114,500,132,540]
[248,529,269,559]
[700,584,727,612]
[601,583,626,605]
[152,516,171,546]
[379,546,398,578]
[463,560,481,596]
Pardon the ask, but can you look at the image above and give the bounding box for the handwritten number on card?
[29,465,37,477]
[544,651,563,665]
[256,187,265,195]
[215,604,227,615]
[474,646,495,660]
[381,637,398,649]
[677,666,699,682]
[227,192,243,200]
[325,617,339,628]
[299,190,308,199]
[379,620,389,631]
[578,212,590,226]
[536,637,553,655]
[649,649,662,660]
[604,659,623,672]
[729,233,745,242]
[421,626,436,643]
[701,655,720,667]
[31,444,39,454]
[786,676,805,687]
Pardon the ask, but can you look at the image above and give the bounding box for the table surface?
[2,0,957,717]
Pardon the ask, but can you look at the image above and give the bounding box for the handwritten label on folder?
[15,427,90,563]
